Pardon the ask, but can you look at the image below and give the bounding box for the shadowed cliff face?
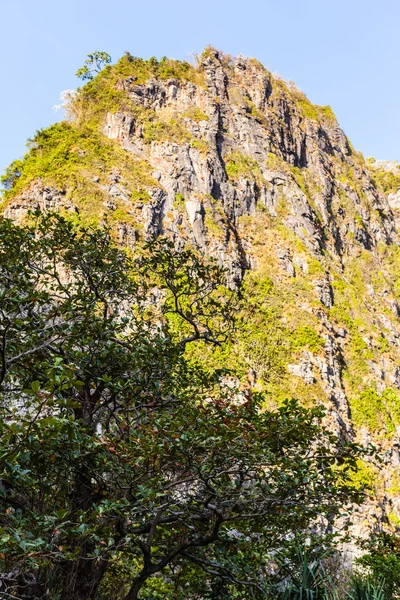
[3,47,400,539]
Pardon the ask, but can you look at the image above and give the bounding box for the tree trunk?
[60,554,108,600]
[60,432,106,599]
[123,575,147,600]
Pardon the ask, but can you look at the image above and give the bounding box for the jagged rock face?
[4,48,400,539]
[4,183,76,221]
[99,51,397,263]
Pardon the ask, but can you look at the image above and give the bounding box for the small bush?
[183,106,209,122]
[225,150,262,182]
[292,325,324,352]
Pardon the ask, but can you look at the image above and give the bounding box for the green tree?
[0,214,368,599]
[76,51,112,80]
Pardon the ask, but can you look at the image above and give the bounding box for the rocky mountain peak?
[3,48,400,537]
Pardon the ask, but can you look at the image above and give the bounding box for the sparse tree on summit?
[76,51,112,81]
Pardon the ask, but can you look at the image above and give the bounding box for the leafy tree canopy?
[0,214,369,599]
[76,51,112,81]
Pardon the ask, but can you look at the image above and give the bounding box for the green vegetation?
[290,90,337,124]
[293,92,320,120]
[349,388,400,435]
[370,167,400,195]
[356,533,400,599]
[72,65,137,127]
[267,151,287,171]
[318,105,337,122]
[1,50,206,220]
[278,547,336,599]
[0,213,371,600]
[245,96,269,125]
[2,47,397,439]
[73,53,203,125]
[76,50,112,81]
[346,576,386,600]
[225,149,263,182]
[115,53,203,84]
[190,137,210,153]
[350,459,378,492]
[1,122,156,225]
[183,106,209,122]
[327,250,400,404]
[188,268,329,406]
[142,112,191,144]
[351,388,385,433]
[174,192,186,209]
[292,325,325,352]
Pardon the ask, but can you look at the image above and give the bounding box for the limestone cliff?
[3,47,400,540]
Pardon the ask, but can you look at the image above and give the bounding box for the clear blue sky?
[1,0,400,175]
